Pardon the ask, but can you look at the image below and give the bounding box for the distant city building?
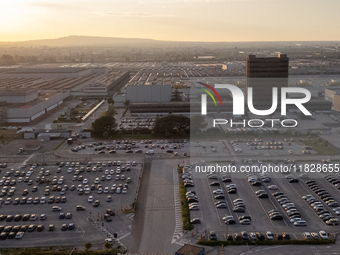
[246,54,289,110]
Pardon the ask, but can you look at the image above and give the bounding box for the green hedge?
[179,182,194,231]
[197,238,335,246]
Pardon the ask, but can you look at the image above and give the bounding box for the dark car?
[8,232,16,239]
[20,225,28,232]
[61,224,68,231]
[225,219,236,225]
[239,215,252,221]
[6,215,14,222]
[23,214,30,221]
[4,226,13,232]
[68,223,75,230]
[233,207,245,212]
[251,181,262,186]
[14,215,22,221]
[210,182,220,186]
[66,213,72,219]
[228,188,237,194]
[48,224,55,231]
[190,218,201,224]
[12,225,20,232]
[256,232,265,241]
[209,232,217,240]
[0,215,6,221]
[282,232,290,240]
[37,225,44,232]
[234,233,242,241]
[0,232,8,240]
[258,193,268,198]
[271,214,283,220]
[59,213,65,219]
[27,225,36,232]
[93,200,100,207]
[106,209,115,216]
[76,205,86,211]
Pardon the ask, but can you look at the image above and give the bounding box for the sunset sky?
[1,0,340,42]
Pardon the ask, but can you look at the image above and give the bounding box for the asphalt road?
[125,158,182,253]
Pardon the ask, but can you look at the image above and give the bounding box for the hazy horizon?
[1,0,340,42]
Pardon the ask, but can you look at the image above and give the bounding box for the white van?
[146,150,154,155]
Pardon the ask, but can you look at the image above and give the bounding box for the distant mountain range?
[0,35,339,48]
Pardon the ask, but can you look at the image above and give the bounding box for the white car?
[319,230,329,239]
[126,161,130,166]
[266,231,274,240]
[120,175,125,180]
[115,175,120,180]
[106,175,112,180]
[213,189,224,195]
[40,197,46,204]
[303,232,311,239]
[94,178,100,184]
[83,178,88,184]
[122,188,127,194]
[110,170,115,175]
[88,196,93,203]
[105,170,109,175]
[290,217,302,223]
[189,205,199,210]
[15,232,25,239]
[116,187,121,194]
[268,185,277,190]
[249,232,257,240]
[294,220,307,226]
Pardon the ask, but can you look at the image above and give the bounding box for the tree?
[104,242,111,250]
[171,88,182,102]
[85,242,92,251]
[190,115,208,134]
[153,115,190,135]
[106,105,115,116]
[124,100,131,107]
[179,129,186,136]
[107,98,115,105]
[92,115,116,135]
[103,131,109,138]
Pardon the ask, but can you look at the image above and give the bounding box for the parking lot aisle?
[191,171,221,230]
[271,172,327,229]
[298,174,339,225]
[132,159,181,253]
[171,168,184,244]
[315,171,340,203]
[241,173,277,228]
[255,179,290,227]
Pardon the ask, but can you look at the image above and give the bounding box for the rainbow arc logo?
[197,82,223,106]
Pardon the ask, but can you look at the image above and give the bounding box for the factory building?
[126,85,172,102]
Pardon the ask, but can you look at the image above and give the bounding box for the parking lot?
[69,139,190,157]
[0,158,142,246]
[181,159,340,241]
